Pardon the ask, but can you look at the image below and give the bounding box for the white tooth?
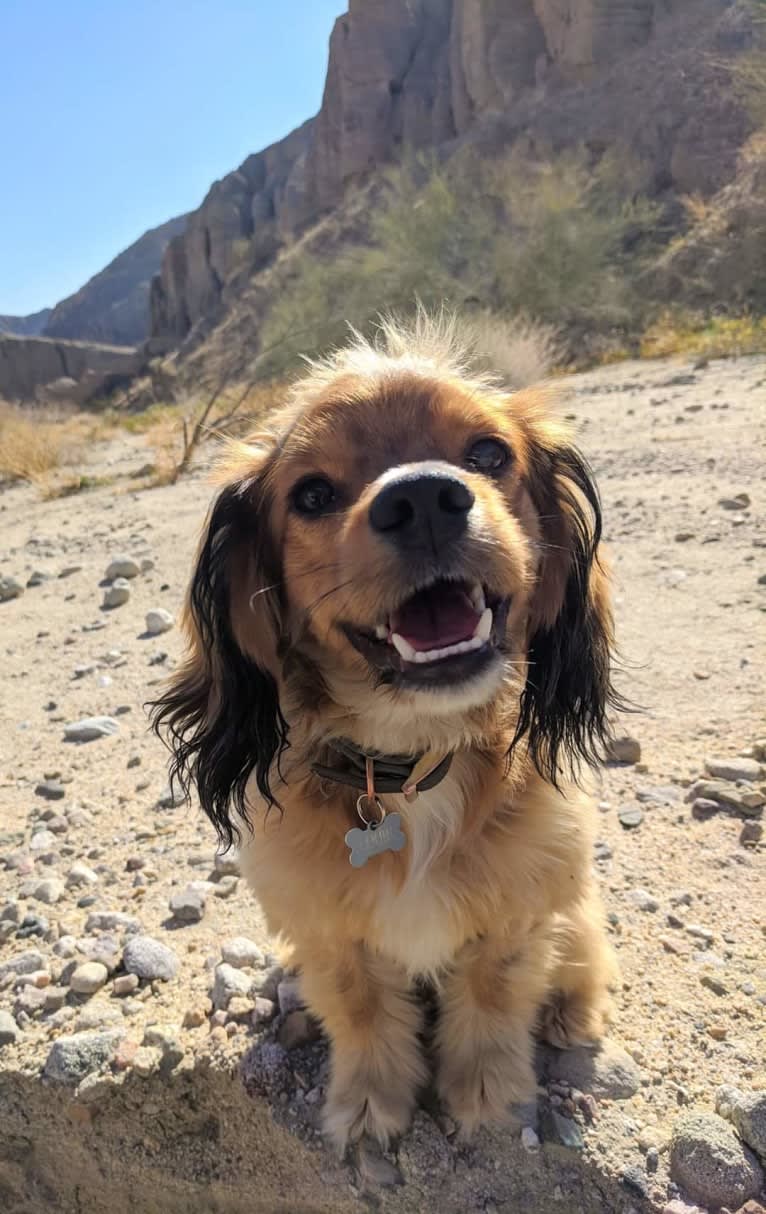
[414,651,429,664]
[474,608,493,642]
[375,624,388,640]
[391,632,417,661]
[469,584,486,614]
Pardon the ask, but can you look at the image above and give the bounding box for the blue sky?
[0,1,345,315]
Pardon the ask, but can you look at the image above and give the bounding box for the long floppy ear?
[149,467,287,848]
[511,433,622,784]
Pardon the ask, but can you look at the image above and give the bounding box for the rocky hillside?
[43,214,188,348]
[150,0,756,351]
[0,310,51,339]
[0,335,141,404]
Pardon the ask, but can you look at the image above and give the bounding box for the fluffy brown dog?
[152,315,617,1150]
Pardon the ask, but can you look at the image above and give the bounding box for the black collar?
[311,738,453,795]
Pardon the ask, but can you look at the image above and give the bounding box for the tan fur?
[171,316,617,1150]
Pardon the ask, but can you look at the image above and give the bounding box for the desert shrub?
[641,312,766,359]
[253,145,659,380]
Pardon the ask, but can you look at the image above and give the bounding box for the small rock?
[704,757,762,783]
[221,937,264,969]
[740,821,763,846]
[143,1024,184,1070]
[78,934,121,973]
[686,924,714,945]
[156,784,186,809]
[521,1125,541,1153]
[85,911,140,935]
[43,1029,123,1085]
[168,887,206,923]
[545,1039,641,1100]
[103,578,131,609]
[33,878,64,905]
[105,555,141,580]
[627,888,659,912]
[35,780,66,801]
[69,962,109,995]
[700,973,728,996]
[122,935,179,982]
[0,575,24,601]
[212,963,253,1010]
[132,1045,162,1077]
[214,851,241,877]
[182,1007,207,1029]
[43,986,68,1011]
[26,570,49,587]
[112,974,140,997]
[670,1111,763,1209]
[0,950,46,978]
[619,804,644,829]
[0,1010,20,1045]
[66,862,99,889]
[64,717,120,743]
[145,608,174,635]
[541,1105,584,1150]
[718,492,751,510]
[606,736,641,764]
[251,997,276,1026]
[716,1086,766,1161]
[29,829,57,851]
[691,797,720,820]
[227,996,255,1021]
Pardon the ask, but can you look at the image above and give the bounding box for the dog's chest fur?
[365,774,472,977]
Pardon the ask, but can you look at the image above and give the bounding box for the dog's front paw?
[323,1067,419,1153]
[437,1043,536,1137]
[539,989,610,1050]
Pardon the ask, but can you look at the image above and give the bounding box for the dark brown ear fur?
[511,436,622,784]
[149,475,287,848]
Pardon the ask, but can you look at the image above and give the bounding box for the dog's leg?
[300,942,427,1152]
[539,888,616,1048]
[435,923,553,1135]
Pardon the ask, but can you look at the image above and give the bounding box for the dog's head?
[152,320,617,844]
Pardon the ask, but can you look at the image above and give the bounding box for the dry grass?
[0,402,75,484]
[640,313,766,360]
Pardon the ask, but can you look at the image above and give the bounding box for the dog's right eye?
[292,477,337,516]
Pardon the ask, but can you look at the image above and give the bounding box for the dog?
[152,314,618,1151]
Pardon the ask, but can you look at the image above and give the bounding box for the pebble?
[168,886,206,923]
[606,736,641,764]
[214,852,241,877]
[619,804,644,829]
[212,963,253,1010]
[704,756,762,783]
[0,1010,20,1045]
[29,829,57,851]
[103,578,131,608]
[182,1007,208,1029]
[33,878,64,905]
[717,1085,766,1162]
[700,973,728,996]
[691,797,719,820]
[252,997,276,1026]
[627,888,659,912]
[84,911,141,935]
[145,608,174,635]
[221,937,264,969]
[43,1029,123,1085]
[78,934,121,972]
[112,974,140,996]
[718,492,751,510]
[69,962,109,995]
[132,1045,162,1077]
[156,784,186,809]
[35,780,66,801]
[66,862,99,888]
[213,876,239,898]
[670,1111,763,1209]
[143,1024,184,1070]
[521,1126,541,1153]
[64,717,120,743]
[105,554,141,580]
[740,821,763,846]
[686,924,714,945]
[541,1105,584,1150]
[122,935,179,981]
[0,574,24,601]
[546,1039,641,1100]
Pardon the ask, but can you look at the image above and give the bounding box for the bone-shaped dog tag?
[345,812,406,868]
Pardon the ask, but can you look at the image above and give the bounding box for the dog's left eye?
[292,477,337,516]
[465,437,511,474]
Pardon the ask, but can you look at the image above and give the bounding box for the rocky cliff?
[150,0,754,345]
[0,334,141,404]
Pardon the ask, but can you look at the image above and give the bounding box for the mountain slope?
[0,309,51,338]
[43,214,188,348]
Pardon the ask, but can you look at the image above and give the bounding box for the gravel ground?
[0,353,764,1214]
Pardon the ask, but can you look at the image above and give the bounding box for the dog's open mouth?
[343,579,510,686]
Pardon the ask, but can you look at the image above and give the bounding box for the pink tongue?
[391,585,480,652]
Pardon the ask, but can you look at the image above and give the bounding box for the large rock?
[670,1111,764,1210]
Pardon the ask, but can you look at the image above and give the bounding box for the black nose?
[369,468,475,552]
